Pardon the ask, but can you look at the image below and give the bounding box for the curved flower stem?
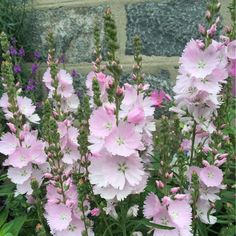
[190,121,197,166]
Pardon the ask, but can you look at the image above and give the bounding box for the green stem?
[190,121,197,166]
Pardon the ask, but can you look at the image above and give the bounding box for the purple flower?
[76,90,81,97]
[34,50,41,60]
[59,53,65,64]
[25,79,37,91]
[31,63,39,74]
[71,69,78,78]
[18,47,25,57]
[9,46,17,56]
[13,64,21,74]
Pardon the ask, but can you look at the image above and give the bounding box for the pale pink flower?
[0,93,9,109]
[57,69,74,98]
[168,200,192,229]
[0,132,18,155]
[88,135,105,154]
[153,209,179,236]
[17,96,40,123]
[45,203,72,231]
[199,165,223,187]
[93,182,133,201]
[199,185,221,202]
[62,146,80,164]
[227,40,236,60]
[42,68,54,93]
[54,216,85,236]
[127,105,145,124]
[151,90,169,107]
[143,192,161,219]
[7,165,32,184]
[122,83,138,106]
[89,107,116,137]
[196,199,217,224]
[180,39,218,78]
[8,147,31,168]
[105,122,142,157]
[89,152,145,190]
[15,167,45,196]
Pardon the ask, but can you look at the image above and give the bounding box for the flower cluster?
[187,164,224,225]
[43,68,79,112]
[144,192,192,236]
[0,125,48,196]
[87,72,156,201]
[41,64,93,235]
[171,39,229,134]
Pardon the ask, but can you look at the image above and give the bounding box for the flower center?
[105,122,113,130]
[65,148,71,154]
[207,172,214,179]
[60,213,68,221]
[68,224,77,232]
[21,170,28,177]
[170,211,178,219]
[20,155,26,162]
[116,137,125,146]
[118,162,128,173]
[188,86,197,94]
[160,217,169,225]
[198,60,206,69]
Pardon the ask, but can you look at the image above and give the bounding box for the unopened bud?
[198,24,206,35]
[202,160,210,167]
[156,180,164,189]
[170,187,180,194]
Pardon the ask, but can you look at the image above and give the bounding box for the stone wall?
[31,0,231,91]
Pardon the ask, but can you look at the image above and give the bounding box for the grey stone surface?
[125,0,208,56]
[28,6,105,63]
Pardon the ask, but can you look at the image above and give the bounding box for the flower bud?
[174,194,187,200]
[90,208,101,217]
[170,187,180,194]
[7,123,16,133]
[156,180,164,189]
[205,10,211,20]
[162,196,171,206]
[202,160,210,167]
[44,173,53,179]
[116,86,124,96]
[198,24,206,35]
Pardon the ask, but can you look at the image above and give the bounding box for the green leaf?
[0,183,15,197]
[137,219,175,230]
[0,208,9,228]
[0,216,26,236]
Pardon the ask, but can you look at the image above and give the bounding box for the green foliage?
[0,0,32,50]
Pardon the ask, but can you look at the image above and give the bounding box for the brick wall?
[30,0,231,92]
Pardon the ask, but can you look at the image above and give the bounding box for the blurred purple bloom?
[13,64,21,74]
[36,102,42,110]
[76,90,81,97]
[71,69,79,78]
[34,50,41,60]
[25,79,37,91]
[59,53,65,64]
[31,63,39,74]
[18,47,25,57]
[9,46,17,56]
